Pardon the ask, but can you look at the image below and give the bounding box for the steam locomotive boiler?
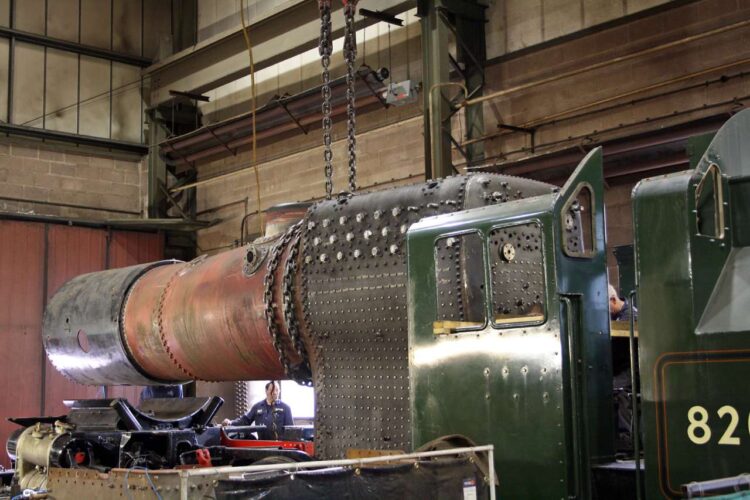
[42,172,557,460]
[7,110,750,499]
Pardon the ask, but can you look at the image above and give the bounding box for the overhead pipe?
[458,19,750,110]
[160,67,389,167]
[175,93,383,167]
[461,58,750,149]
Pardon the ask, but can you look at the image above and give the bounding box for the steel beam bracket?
[497,123,536,153]
[272,94,310,134]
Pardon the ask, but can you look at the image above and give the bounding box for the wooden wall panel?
[43,226,107,416]
[0,221,45,469]
[0,221,165,468]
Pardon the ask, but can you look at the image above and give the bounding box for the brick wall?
[195,108,424,253]
[0,138,144,221]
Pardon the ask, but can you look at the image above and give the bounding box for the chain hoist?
[318,1,334,199]
[318,1,359,198]
[263,220,311,384]
[343,0,358,193]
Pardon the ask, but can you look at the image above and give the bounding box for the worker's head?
[608,284,624,317]
[265,381,280,403]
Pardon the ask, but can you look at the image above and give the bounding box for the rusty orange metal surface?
[107,230,166,402]
[122,263,188,382]
[264,203,311,237]
[123,245,290,382]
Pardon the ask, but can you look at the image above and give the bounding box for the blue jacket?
[231,399,293,440]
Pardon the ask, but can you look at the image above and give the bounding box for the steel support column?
[418,0,486,179]
[145,107,199,262]
[172,0,198,54]
[146,109,169,219]
[419,0,452,179]
[453,4,486,166]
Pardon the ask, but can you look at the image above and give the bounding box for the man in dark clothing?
[222,381,293,440]
[608,284,638,321]
[608,284,639,450]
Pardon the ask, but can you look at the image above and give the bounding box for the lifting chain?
[343,0,358,193]
[318,0,359,198]
[281,226,312,386]
[318,1,334,199]
[263,221,311,385]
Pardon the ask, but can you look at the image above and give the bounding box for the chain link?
[282,227,313,386]
[343,1,358,193]
[319,1,334,199]
[263,221,311,384]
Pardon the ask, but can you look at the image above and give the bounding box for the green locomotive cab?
[407,147,615,498]
[634,108,750,498]
[407,109,750,499]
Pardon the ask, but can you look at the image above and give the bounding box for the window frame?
[561,181,597,259]
[432,229,489,335]
[487,219,548,330]
[694,162,725,241]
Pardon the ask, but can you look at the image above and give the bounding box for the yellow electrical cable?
[240,0,264,235]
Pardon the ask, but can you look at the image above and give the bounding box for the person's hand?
[221,419,232,426]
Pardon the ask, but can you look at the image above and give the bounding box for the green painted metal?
[688,132,716,169]
[408,148,614,498]
[634,109,750,498]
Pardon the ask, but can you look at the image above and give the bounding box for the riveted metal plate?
[489,222,546,326]
[299,174,553,459]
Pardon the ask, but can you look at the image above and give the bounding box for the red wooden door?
[0,221,46,469]
[0,220,164,468]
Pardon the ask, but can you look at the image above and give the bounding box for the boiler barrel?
[43,261,178,386]
[43,243,300,385]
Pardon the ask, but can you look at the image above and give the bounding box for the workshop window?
[433,232,486,334]
[695,163,725,240]
[562,183,596,258]
[489,222,546,327]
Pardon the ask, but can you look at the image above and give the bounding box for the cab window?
[489,222,546,326]
[433,232,486,334]
[695,163,725,240]
[562,183,595,258]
